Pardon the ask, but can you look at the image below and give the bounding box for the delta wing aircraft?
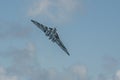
[31,20,70,56]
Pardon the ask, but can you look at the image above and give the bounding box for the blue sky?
[0,0,120,80]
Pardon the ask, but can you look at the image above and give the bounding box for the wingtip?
[66,51,70,56]
[31,19,34,22]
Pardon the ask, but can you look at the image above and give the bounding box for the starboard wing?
[55,34,70,56]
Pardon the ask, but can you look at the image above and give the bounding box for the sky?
[0,0,120,80]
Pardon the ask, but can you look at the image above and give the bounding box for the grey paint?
[31,20,70,56]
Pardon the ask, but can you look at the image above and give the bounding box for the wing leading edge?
[31,19,70,56]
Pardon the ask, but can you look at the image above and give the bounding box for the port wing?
[31,20,48,32]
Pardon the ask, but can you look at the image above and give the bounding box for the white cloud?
[28,0,82,23]
[47,69,57,80]
[94,69,120,80]
[0,67,18,80]
[26,64,88,80]
[43,65,88,80]
[7,42,37,71]
[115,70,120,80]
[25,42,36,56]
[70,64,87,80]
[29,0,51,16]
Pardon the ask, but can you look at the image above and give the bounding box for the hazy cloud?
[1,44,120,80]
[28,0,82,23]
[70,64,87,80]
[93,55,120,80]
[102,55,119,72]
[0,67,18,80]
[0,42,88,80]
[115,70,120,80]
[0,23,32,39]
[97,74,107,80]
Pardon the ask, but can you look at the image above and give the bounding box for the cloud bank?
[0,42,88,80]
[0,41,120,80]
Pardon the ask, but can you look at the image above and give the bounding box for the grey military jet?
[31,20,70,56]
